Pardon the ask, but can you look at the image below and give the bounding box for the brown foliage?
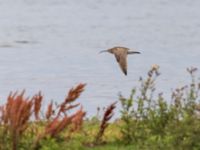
[57,83,86,117]
[32,83,86,149]
[2,91,33,150]
[45,116,72,138]
[65,83,86,103]
[95,101,117,144]
[44,84,86,136]
[71,107,86,131]
[33,92,43,121]
[45,101,54,120]
[0,83,87,150]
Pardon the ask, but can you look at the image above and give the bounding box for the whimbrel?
[100,46,140,75]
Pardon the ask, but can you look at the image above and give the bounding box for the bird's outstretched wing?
[114,51,127,75]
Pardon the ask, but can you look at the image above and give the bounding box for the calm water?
[0,0,200,116]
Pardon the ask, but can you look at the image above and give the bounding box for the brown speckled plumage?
[100,46,140,75]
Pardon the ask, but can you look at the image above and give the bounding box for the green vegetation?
[0,66,200,150]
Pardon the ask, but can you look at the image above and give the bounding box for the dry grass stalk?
[57,83,86,117]
[3,91,33,150]
[33,92,43,121]
[45,116,72,138]
[65,103,80,112]
[32,84,86,149]
[95,101,117,144]
[32,116,73,150]
[65,83,86,103]
[71,107,86,131]
[32,110,84,149]
[45,102,54,120]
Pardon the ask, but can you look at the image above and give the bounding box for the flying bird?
[100,46,140,75]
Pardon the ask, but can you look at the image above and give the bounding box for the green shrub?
[119,66,200,149]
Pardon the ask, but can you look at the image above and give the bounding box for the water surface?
[0,0,200,116]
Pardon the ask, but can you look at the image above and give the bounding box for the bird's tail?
[128,51,141,54]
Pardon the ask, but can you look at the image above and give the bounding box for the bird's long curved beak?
[134,51,141,54]
[128,51,141,54]
[99,50,108,54]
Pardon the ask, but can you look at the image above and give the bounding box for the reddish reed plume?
[33,92,43,121]
[2,91,33,150]
[32,83,86,149]
[95,101,117,144]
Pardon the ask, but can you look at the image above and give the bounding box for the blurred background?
[0,0,199,116]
